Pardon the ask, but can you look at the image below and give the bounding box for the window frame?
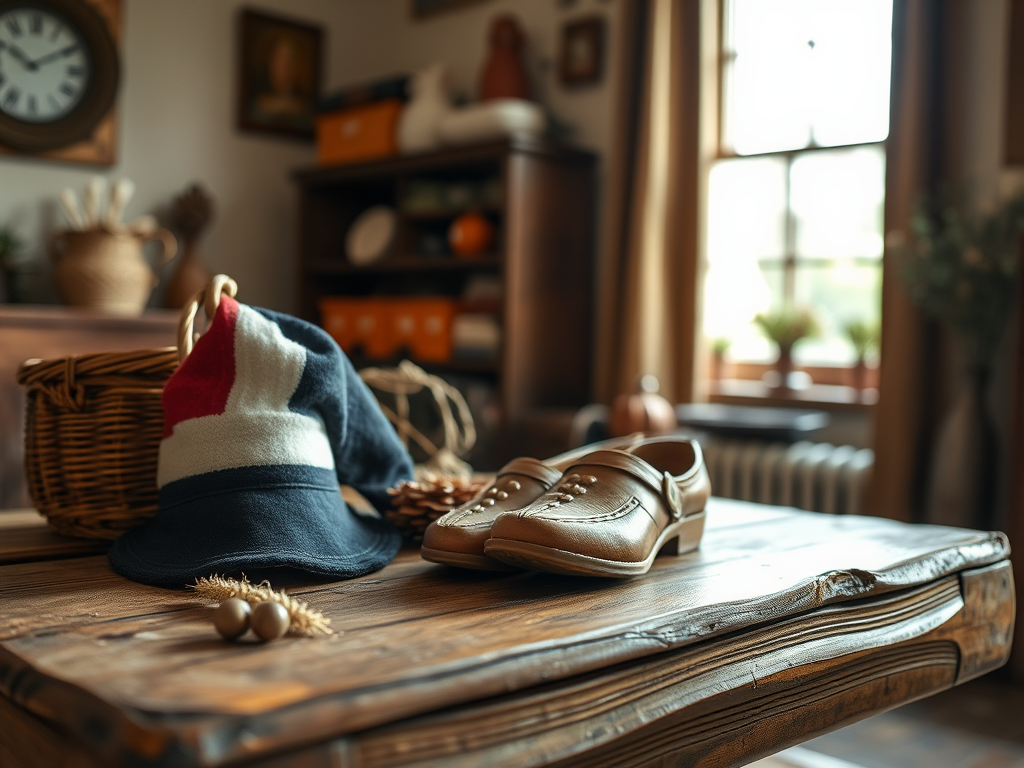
[711,0,890,367]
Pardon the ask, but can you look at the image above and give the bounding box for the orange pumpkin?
[449,212,495,257]
[609,375,677,437]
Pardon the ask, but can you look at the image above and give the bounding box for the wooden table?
[0,499,1014,768]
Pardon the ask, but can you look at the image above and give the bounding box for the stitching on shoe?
[523,495,645,523]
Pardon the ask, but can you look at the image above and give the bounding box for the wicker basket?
[16,275,238,540]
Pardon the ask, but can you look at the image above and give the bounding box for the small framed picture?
[410,0,489,20]
[560,16,606,87]
[237,9,323,140]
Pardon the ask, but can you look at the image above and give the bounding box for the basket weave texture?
[17,348,178,540]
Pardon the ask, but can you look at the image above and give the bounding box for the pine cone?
[172,184,214,241]
[386,476,487,542]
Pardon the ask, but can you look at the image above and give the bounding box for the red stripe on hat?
[162,296,239,437]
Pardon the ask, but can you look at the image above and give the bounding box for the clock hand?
[30,43,78,68]
[5,43,37,71]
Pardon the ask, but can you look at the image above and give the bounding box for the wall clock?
[0,0,120,163]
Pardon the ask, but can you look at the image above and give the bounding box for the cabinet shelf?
[308,255,502,276]
[349,354,500,375]
[294,139,597,464]
[401,207,502,221]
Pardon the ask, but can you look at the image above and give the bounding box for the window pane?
[707,157,787,262]
[792,261,882,364]
[706,261,784,363]
[704,157,787,361]
[725,0,892,154]
[791,146,885,260]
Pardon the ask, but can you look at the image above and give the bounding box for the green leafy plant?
[894,189,1024,366]
[711,337,731,357]
[753,308,818,352]
[0,224,27,303]
[844,320,880,363]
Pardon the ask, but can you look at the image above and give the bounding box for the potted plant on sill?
[710,337,731,382]
[844,320,879,397]
[753,307,818,391]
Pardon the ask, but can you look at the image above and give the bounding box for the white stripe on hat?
[157,304,335,488]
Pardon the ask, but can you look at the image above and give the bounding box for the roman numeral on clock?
[59,82,77,98]
[30,13,42,34]
[2,88,20,109]
[5,16,21,37]
[67,65,83,77]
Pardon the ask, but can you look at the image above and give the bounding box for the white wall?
[0,0,377,310]
[0,0,623,312]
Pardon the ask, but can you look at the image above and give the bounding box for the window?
[703,0,893,366]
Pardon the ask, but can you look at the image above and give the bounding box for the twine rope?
[359,361,476,477]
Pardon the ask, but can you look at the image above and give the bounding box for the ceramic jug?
[51,227,177,315]
[397,64,453,154]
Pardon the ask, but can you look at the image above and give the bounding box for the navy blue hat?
[109,296,413,587]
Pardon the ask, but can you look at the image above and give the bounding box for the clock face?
[0,5,91,124]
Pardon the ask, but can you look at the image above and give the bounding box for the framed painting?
[411,0,489,20]
[237,8,322,140]
[559,16,605,87]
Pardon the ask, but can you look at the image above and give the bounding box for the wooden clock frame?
[0,0,121,165]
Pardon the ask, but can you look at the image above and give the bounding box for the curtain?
[866,0,948,523]
[594,0,702,405]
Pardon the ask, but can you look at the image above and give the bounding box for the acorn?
[213,598,251,640]
[251,601,290,641]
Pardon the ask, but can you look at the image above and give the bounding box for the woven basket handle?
[177,274,238,362]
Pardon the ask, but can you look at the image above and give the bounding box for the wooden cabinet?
[293,139,597,465]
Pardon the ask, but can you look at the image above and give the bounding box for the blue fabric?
[256,307,412,511]
[110,466,400,586]
[109,308,413,588]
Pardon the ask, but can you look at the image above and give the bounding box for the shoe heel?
[659,534,681,556]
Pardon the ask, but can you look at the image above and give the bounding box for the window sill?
[709,378,878,412]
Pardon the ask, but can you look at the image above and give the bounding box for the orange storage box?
[319,298,360,352]
[387,298,456,363]
[316,99,402,167]
[320,298,396,360]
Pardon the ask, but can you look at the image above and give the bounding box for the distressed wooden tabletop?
[0,498,1014,768]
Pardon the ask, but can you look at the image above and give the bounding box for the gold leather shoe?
[484,438,709,577]
[421,435,645,571]
[421,458,563,571]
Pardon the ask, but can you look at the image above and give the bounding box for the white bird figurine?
[59,188,87,230]
[104,177,136,230]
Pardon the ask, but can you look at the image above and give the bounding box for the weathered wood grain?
[0,500,1014,767]
[0,510,109,565]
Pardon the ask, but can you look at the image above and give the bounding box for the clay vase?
[397,64,453,154]
[479,15,530,101]
[50,227,176,315]
[166,237,213,309]
[769,345,795,391]
[925,364,998,530]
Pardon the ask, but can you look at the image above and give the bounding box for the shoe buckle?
[662,472,683,519]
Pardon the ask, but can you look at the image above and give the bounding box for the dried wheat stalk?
[190,575,333,637]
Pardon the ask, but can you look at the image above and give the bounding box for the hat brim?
[109,465,400,588]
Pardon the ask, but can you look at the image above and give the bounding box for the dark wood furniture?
[0,307,178,510]
[292,139,597,462]
[675,403,830,442]
[0,498,1013,767]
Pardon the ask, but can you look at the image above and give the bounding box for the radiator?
[701,439,874,516]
